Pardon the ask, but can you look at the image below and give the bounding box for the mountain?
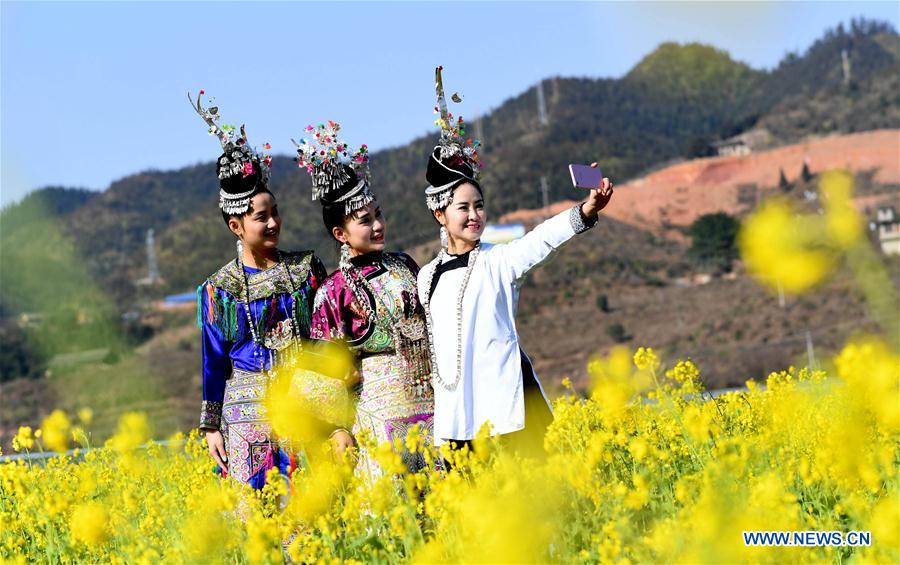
[1,187,95,234]
[757,19,900,140]
[2,20,898,319]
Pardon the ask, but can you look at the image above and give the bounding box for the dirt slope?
[500,130,900,234]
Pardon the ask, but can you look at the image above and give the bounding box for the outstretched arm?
[492,173,613,283]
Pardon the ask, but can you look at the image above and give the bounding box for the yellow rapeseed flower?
[589,346,649,413]
[244,512,281,564]
[629,437,650,463]
[624,474,650,509]
[70,502,109,546]
[40,409,71,453]
[834,336,900,432]
[820,169,863,249]
[108,412,151,451]
[633,347,660,372]
[738,198,835,293]
[77,407,94,425]
[266,342,355,448]
[11,425,34,452]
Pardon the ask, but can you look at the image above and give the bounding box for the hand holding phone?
[569,163,604,189]
[575,163,614,217]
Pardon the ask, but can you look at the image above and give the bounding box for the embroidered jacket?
[309,252,423,355]
[197,251,327,430]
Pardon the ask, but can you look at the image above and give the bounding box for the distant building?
[875,206,900,255]
[710,129,772,157]
[481,223,526,244]
[17,312,46,328]
[711,137,751,157]
[161,291,198,311]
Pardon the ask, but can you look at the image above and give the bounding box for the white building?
[710,129,773,157]
[875,206,900,256]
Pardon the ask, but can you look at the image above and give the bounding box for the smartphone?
[569,164,603,189]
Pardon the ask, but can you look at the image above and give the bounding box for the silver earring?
[439,226,448,250]
[236,239,244,263]
[339,243,352,270]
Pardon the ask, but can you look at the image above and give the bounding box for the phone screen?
[569,164,603,189]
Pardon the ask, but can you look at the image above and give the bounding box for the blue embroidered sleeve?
[198,282,233,430]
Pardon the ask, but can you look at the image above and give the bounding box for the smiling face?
[434,182,486,248]
[228,191,281,252]
[332,200,386,256]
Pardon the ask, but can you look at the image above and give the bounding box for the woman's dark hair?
[318,164,370,241]
[221,187,274,225]
[322,203,351,241]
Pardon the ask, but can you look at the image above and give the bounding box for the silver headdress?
[293,121,374,216]
[425,66,482,211]
[188,90,272,215]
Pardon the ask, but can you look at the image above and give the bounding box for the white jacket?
[418,206,595,444]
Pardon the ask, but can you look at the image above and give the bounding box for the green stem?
[846,240,899,350]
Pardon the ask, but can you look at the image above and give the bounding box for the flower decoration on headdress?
[434,66,481,174]
[293,121,373,215]
[424,67,484,211]
[188,90,272,214]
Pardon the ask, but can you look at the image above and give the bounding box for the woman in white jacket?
[418,67,613,455]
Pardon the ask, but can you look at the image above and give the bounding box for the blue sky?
[2,1,898,207]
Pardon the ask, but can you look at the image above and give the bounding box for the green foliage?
[596,294,610,312]
[0,322,44,382]
[0,20,896,383]
[801,162,814,183]
[757,18,899,142]
[14,22,899,305]
[779,169,792,193]
[687,212,740,272]
[606,322,629,343]
[0,192,125,363]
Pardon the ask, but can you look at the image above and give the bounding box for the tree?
[801,161,814,183]
[686,136,714,159]
[606,322,630,343]
[687,212,740,272]
[779,168,792,193]
[0,322,45,382]
[596,294,610,312]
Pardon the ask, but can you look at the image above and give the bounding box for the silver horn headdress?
[189,90,271,214]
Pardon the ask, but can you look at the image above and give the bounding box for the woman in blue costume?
[189,91,335,489]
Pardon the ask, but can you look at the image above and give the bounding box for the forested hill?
[3,19,897,308]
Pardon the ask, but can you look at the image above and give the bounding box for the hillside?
[2,20,900,446]
[2,21,896,310]
[3,191,890,447]
[758,21,900,142]
[501,129,900,235]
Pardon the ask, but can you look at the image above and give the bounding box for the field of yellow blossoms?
[1,171,897,563]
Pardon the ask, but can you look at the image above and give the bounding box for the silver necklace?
[420,243,480,391]
[237,250,302,372]
[341,253,407,328]
[342,253,431,394]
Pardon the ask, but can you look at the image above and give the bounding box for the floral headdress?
[188,90,272,215]
[425,66,483,211]
[293,121,374,216]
